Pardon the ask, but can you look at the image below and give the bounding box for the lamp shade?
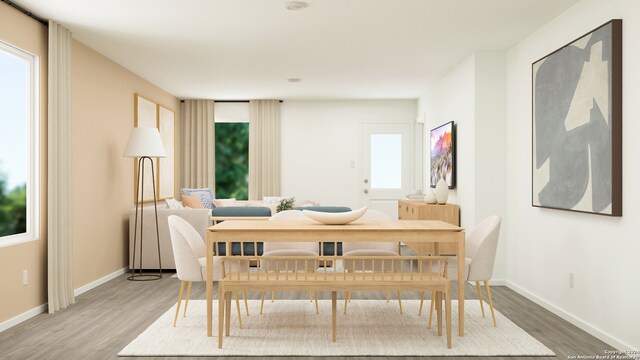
[123,127,167,158]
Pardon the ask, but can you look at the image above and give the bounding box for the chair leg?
[484,280,497,327]
[418,291,425,316]
[183,281,192,317]
[260,290,265,315]
[344,291,350,315]
[476,281,485,318]
[385,291,390,303]
[173,280,186,327]
[225,292,231,336]
[428,290,435,329]
[218,287,225,349]
[314,291,319,315]
[397,291,403,315]
[445,287,452,349]
[310,291,313,302]
[243,290,249,316]
[436,291,442,336]
[235,291,243,329]
[331,291,337,342]
[271,290,275,302]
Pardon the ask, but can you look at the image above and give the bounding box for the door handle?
[364,189,369,194]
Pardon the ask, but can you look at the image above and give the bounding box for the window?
[0,40,39,247]
[215,123,249,199]
[214,103,249,200]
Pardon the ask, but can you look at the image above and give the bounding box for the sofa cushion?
[181,187,214,209]
[211,206,272,217]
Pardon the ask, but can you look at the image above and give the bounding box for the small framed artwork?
[429,121,455,189]
[158,105,175,200]
[532,19,622,216]
[134,93,158,203]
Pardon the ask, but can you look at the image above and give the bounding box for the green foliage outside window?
[215,123,249,200]
[0,171,27,237]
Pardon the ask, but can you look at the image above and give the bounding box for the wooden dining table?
[205,219,466,337]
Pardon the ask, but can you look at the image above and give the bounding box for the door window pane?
[370,134,401,189]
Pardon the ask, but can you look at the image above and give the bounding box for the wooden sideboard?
[398,199,460,254]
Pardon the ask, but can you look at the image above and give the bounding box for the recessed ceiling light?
[286,1,308,11]
[287,78,302,83]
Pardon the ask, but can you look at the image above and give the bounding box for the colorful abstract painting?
[430,121,455,188]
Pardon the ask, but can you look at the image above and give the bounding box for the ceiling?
[15,0,580,100]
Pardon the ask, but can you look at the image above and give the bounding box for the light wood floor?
[0,271,614,360]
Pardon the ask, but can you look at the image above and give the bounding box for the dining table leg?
[206,234,213,337]
[457,232,465,336]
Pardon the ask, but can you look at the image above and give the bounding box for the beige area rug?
[119,300,554,357]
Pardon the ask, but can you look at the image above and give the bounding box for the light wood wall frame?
[158,105,176,200]
[133,93,176,204]
[134,93,158,203]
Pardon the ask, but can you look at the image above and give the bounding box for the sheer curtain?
[48,21,74,313]
[180,100,215,190]
[249,100,281,200]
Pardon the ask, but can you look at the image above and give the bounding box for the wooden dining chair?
[260,210,320,314]
[342,210,403,314]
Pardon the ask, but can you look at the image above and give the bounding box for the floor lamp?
[124,127,167,281]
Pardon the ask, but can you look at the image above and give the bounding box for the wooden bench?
[217,255,452,349]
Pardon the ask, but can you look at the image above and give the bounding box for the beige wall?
[0,3,48,324]
[0,2,181,325]
[71,40,180,287]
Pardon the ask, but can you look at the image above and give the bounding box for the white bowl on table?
[302,207,368,225]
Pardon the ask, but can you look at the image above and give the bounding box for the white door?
[362,123,412,219]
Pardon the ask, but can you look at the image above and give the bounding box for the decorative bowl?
[302,207,367,225]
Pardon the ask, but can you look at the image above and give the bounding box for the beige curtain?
[48,21,74,313]
[249,100,281,200]
[180,100,215,191]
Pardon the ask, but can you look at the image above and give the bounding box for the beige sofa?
[129,207,210,270]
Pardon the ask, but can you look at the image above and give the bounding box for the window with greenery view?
[215,122,249,200]
[0,41,39,245]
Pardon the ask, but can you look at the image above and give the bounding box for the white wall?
[417,53,507,280]
[419,55,476,228]
[281,100,418,212]
[506,0,640,350]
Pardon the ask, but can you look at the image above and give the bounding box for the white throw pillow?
[165,198,184,209]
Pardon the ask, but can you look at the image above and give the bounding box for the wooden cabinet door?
[399,200,460,255]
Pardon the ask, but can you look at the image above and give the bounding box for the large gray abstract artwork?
[532,20,622,216]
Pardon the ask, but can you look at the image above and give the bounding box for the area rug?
[119,300,554,357]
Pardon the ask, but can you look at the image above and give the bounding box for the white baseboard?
[488,278,507,286]
[505,280,634,351]
[74,267,128,297]
[0,303,47,333]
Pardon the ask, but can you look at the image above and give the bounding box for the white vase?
[424,189,437,204]
[435,178,449,205]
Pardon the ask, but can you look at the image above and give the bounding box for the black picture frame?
[429,121,456,189]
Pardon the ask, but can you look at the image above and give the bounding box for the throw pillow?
[165,198,183,209]
[213,198,237,207]
[181,187,214,209]
[181,195,205,209]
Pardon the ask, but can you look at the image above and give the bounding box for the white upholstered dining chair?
[260,210,320,314]
[167,215,249,328]
[421,215,502,327]
[342,209,403,314]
